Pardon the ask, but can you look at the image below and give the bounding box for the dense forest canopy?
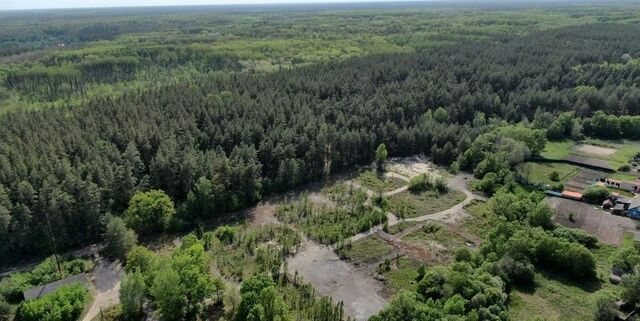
[1,4,640,112]
[2,4,640,321]
[1,16,640,262]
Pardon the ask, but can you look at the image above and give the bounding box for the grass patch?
[400,222,470,265]
[609,171,638,181]
[388,189,465,219]
[461,200,495,239]
[583,138,640,169]
[380,257,422,295]
[337,235,393,264]
[541,140,576,160]
[357,170,406,193]
[506,234,629,321]
[385,220,419,235]
[521,162,581,186]
[90,304,121,321]
[543,139,640,170]
[403,223,468,250]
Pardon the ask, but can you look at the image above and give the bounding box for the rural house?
[601,178,640,193]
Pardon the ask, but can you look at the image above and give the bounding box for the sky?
[3,0,423,11]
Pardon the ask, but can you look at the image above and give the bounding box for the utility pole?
[43,212,62,277]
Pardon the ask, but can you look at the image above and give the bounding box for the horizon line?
[0,0,626,13]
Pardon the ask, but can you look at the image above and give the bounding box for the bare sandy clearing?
[386,155,441,178]
[573,144,616,156]
[287,240,388,321]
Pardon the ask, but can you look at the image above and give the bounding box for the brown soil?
[545,197,638,245]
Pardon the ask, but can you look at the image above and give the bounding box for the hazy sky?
[3,0,418,11]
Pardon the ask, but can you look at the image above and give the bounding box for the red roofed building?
[561,190,583,201]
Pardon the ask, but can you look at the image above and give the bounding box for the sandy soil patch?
[573,144,616,156]
[247,202,278,227]
[386,155,441,179]
[287,240,388,321]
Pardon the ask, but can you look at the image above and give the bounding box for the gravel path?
[346,173,482,244]
[82,258,124,321]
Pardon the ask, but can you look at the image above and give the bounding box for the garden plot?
[545,197,638,245]
[563,168,604,192]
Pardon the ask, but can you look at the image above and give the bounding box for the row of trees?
[536,109,640,141]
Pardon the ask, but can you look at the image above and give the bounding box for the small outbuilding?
[613,203,627,216]
[561,190,583,201]
[617,198,632,211]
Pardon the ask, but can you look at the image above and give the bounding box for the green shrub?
[408,173,433,192]
[214,226,237,245]
[2,257,92,304]
[473,172,500,195]
[125,190,175,235]
[582,186,610,204]
[409,174,449,194]
[552,226,598,248]
[594,293,617,321]
[434,177,449,193]
[548,182,564,191]
[0,299,12,321]
[421,223,441,234]
[15,283,88,321]
[497,256,535,285]
[610,242,640,274]
[619,164,631,172]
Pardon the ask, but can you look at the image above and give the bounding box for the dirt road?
[405,173,483,224]
[346,173,482,244]
[82,258,124,321]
